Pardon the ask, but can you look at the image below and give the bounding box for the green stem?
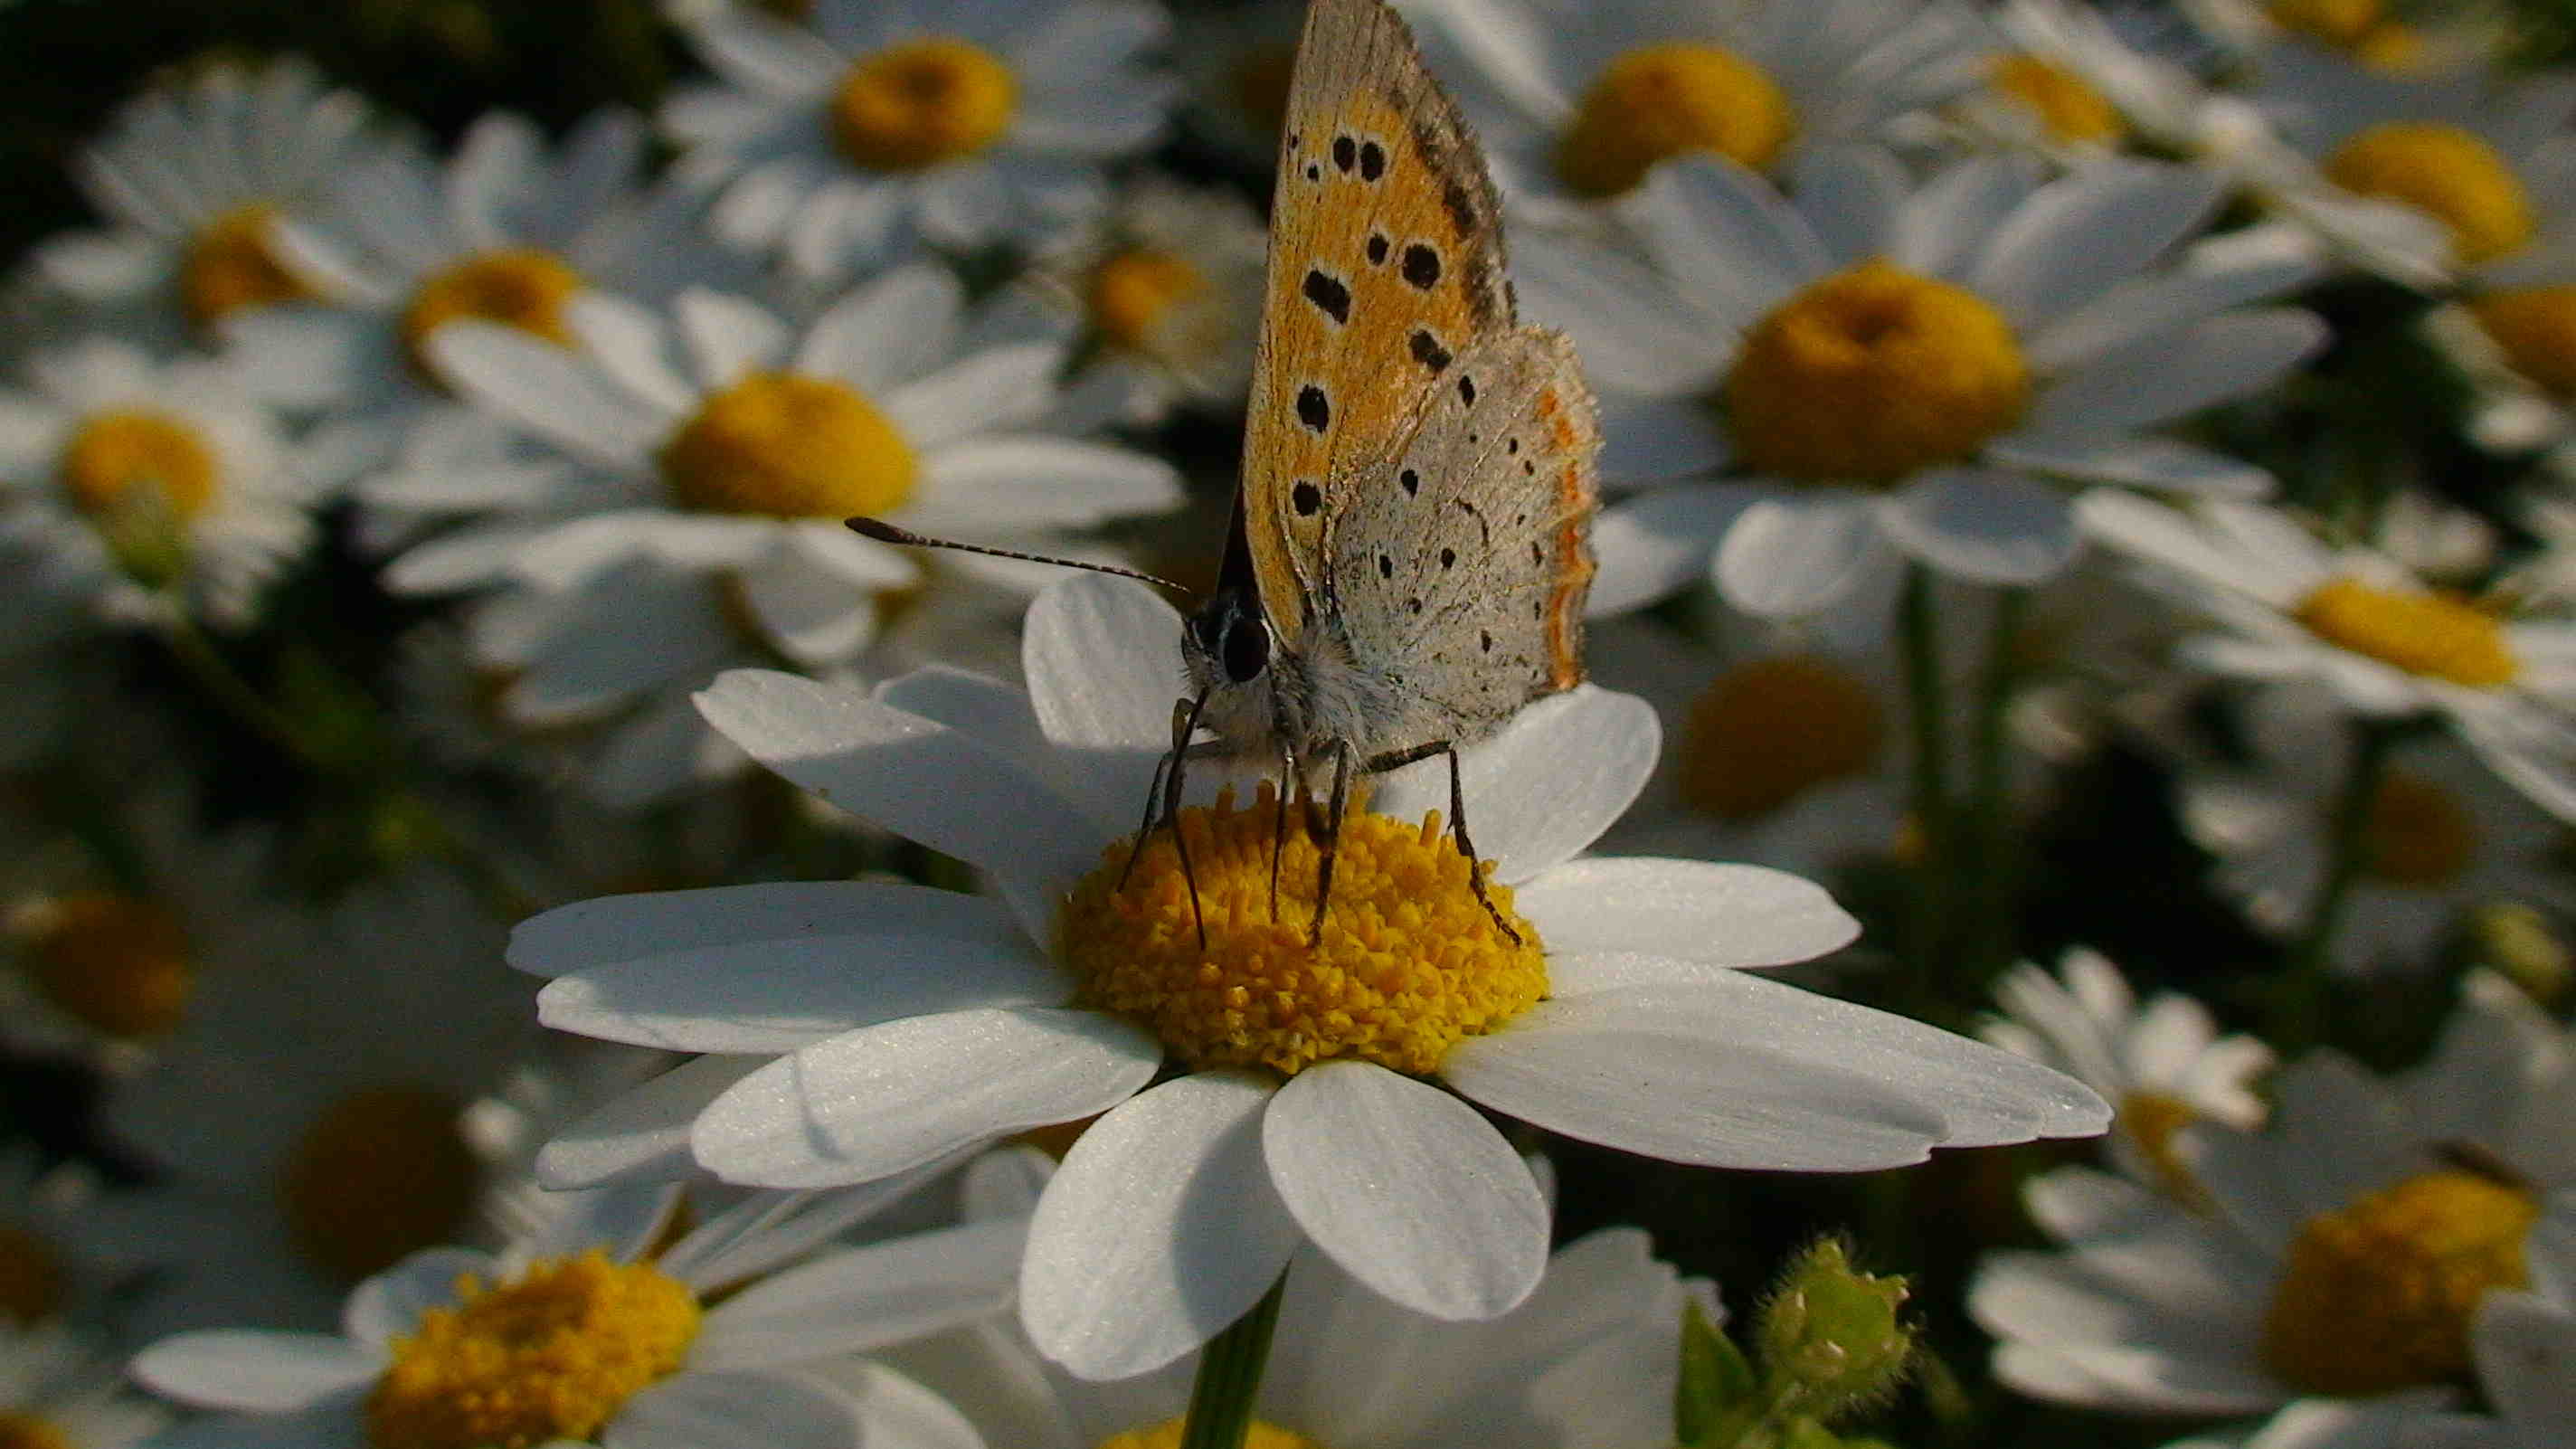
[2278,718,2397,1050]
[158,616,335,773]
[1179,1271,1289,1449]
[1899,564,1957,999]
[1964,587,2030,986]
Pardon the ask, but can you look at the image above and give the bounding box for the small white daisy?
[509,573,2107,1381]
[2079,492,2576,823]
[386,268,1180,804]
[1975,980,2573,1416]
[1406,0,1993,218]
[1520,150,2325,620]
[0,334,324,630]
[1023,177,1267,424]
[661,0,1179,279]
[1982,946,2274,1201]
[31,58,396,340]
[131,1179,1022,1449]
[0,1322,164,1449]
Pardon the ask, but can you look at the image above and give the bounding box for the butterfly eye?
[1222,616,1271,683]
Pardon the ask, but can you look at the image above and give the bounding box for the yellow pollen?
[2352,22,2425,70]
[0,1414,73,1449]
[2470,287,2576,397]
[57,409,218,522]
[179,204,314,328]
[279,1086,479,1283]
[21,892,194,1040]
[2293,577,2517,687]
[1557,43,1796,198]
[829,37,1018,172]
[2259,1170,2538,1396]
[401,248,584,382]
[2324,123,2533,266]
[1989,54,2124,145]
[2360,768,2477,887]
[366,1250,700,1449]
[1678,655,1883,819]
[2115,1091,2208,1206]
[658,372,918,518]
[1089,249,1208,354]
[2269,0,2384,46]
[1097,1419,1325,1449]
[1227,44,1297,137]
[1726,260,2029,482]
[1059,784,1547,1076]
[0,1225,64,1324]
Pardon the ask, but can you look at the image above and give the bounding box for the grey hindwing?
[1323,327,1597,740]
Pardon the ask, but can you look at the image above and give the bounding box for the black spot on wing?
[1297,385,1330,433]
[1439,547,1455,569]
[1332,135,1356,173]
[1366,232,1389,265]
[1400,468,1419,496]
[1302,269,1350,325]
[1441,178,1480,239]
[1458,374,1476,406]
[1359,140,1386,180]
[1408,329,1450,373]
[1292,480,1321,516]
[1378,554,1393,579]
[1304,163,1321,182]
[1400,243,1441,289]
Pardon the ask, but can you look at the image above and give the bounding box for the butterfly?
[1138,0,1601,945]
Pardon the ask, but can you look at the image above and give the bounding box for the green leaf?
[1677,1299,1756,1445]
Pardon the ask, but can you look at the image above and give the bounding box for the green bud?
[1677,1299,1757,1445]
[2465,902,2571,1010]
[1755,1238,1915,1425]
[95,488,191,592]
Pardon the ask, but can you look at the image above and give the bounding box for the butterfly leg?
[1119,691,1211,947]
[1270,741,1300,924]
[1306,739,1354,948]
[1362,739,1520,945]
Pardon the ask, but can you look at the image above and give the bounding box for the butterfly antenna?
[848,518,1197,601]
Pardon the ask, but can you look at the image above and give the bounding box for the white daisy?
[130,1179,1022,1449]
[2181,687,2574,971]
[2078,492,2576,823]
[1023,177,1267,424]
[31,58,396,340]
[384,267,1179,804]
[1975,980,2574,1416]
[509,573,2108,1380]
[1520,151,2326,621]
[2182,0,2511,74]
[661,0,1179,279]
[1406,0,1993,218]
[0,335,324,630]
[0,1322,164,1449]
[1981,946,2274,1201]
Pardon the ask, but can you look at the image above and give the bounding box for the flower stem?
[1179,1270,1289,1449]
[2278,717,2397,1049]
[1899,564,1957,998]
[1964,586,2029,985]
[158,616,336,773]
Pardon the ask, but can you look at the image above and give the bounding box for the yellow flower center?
[829,38,1018,172]
[1089,248,1208,354]
[2259,1169,2537,1396]
[658,371,918,518]
[279,1086,479,1283]
[1226,44,1297,137]
[2115,1090,2207,1206]
[401,248,584,382]
[2469,286,2576,397]
[1678,655,1884,819]
[1098,1420,1324,1449]
[1557,43,1796,198]
[179,204,315,328]
[367,1250,701,1449]
[2360,768,2477,887]
[0,1225,64,1324]
[0,1415,73,1449]
[2292,577,2517,687]
[2324,123,2533,266]
[1989,54,2124,145]
[57,410,218,522]
[1059,785,1547,1076]
[20,892,194,1040]
[2269,0,2384,46]
[1726,260,2029,482]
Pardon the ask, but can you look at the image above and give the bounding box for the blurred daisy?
[2079,492,2576,823]
[1170,0,1304,167]
[32,59,393,339]
[2182,0,2508,71]
[510,573,2107,1380]
[1975,984,2574,1416]
[1982,947,2273,1203]
[2181,687,2574,971]
[0,335,323,629]
[1407,0,1991,218]
[0,1322,164,1449]
[386,269,1179,803]
[662,0,1178,279]
[1025,177,1266,424]
[132,1179,1021,1449]
[1521,151,2325,620]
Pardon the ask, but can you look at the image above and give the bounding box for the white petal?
[1264,1062,1547,1321]
[342,1248,488,1347]
[881,344,1064,449]
[1893,156,2041,279]
[1586,484,1758,618]
[426,322,663,470]
[1513,232,1730,397]
[1713,493,1892,618]
[2477,1290,2576,1441]
[1971,163,2225,329]
[695,1217,1027,1368]
[567,292,697,415]
[677,289,793,392]
[1791,145,1908,265]
[1020,1072,1303,1380]
[686,5,846,93]
[510,880,1013,977]
[2028,310,2328,435]
[740,546,879,666]
[1987,434,2273,498]
[909,438,1182,532]
[692,1007,1161,1188]
[1876,470,2081,586]
[610,1371,861,1449]
[1023,574,1186,829]
[130,1332,378,1412]
[794,263,964,394]
[1368,686,1659,884]
[1626,156,1830,323]
[1515,858,1860,968]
